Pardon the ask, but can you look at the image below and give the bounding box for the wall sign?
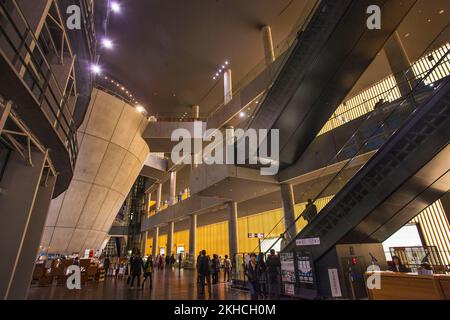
[328,268,342,298]
[296,237,320,246]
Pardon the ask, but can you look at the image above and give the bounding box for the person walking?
[303,199,318,224]
[129,251,143,289]
[141,255,154,289]
[223,255,231,282]
[198,250,212,296]
[266,249,281,299]
[245,253,259,300]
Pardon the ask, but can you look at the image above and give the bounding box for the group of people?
[196,249,282,300]
[245,249,281,300]
[153,253,184,270]
[196,250,232,296]
[102,256,127,278]
[126,250,154,290]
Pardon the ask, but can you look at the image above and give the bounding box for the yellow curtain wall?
[197,221,229,257]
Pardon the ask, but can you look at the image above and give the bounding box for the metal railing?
[319,43,450,135]
[0,0,78,168]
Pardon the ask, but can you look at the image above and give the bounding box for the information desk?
[365,272,450,300]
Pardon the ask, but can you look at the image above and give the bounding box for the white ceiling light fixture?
[110,2,121,13]
[91,64,102,75]
[136,105,146,113]
[102,38,114,49]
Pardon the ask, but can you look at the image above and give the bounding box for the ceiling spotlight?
[213,77,216,80]
[136,105,146,113]
[239,112,246,118]
[439,9,445,14]
[225,61,229,65]
[102,38,114,49]
[221,65,225,69]
[110,2,121,13]
[91,64,102,74]
[215,73,219,77]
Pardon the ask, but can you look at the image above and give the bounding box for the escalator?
[248,0,417,167]
[284,76,450,257]
[274,66,450,299]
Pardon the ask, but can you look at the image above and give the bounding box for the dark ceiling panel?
[98,0,317,115]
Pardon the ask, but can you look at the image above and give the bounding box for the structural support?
[0,101,12,133]
[261,26,275,66]
[189,214,197,257]
[140,231,148,256]
[169,171,177,206]
[384,31,417,96]
[167,221,174,257]
[280,184,298,242]
[192,105,200,120]
[156,183,162,212]
[228,202,239,258]
[224,68,233,105]
[144,193,151,216]
[0,151,48,300]
[152,227,159,257]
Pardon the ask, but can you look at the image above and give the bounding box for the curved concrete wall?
[41,88,150,254]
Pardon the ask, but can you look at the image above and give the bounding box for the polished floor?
[27,268,250,300]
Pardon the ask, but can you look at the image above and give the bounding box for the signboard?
[284,283,295,296]
[280,252,295,283]
[328,268,342,298]
[296,237,320,246]
[297,254,314,284]
[248,233,265,239]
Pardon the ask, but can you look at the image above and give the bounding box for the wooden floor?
[27,268,250,300]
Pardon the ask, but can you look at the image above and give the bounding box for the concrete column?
[192,105,200,120]
[261,26,275,66]
[0,101,12,133]
[140,231,148,256]
[152,227,159,257]
[169,171,177,206]
[167,221,174,256]
[224,68,233,105]
[189,214,197,257]
[0,151,48,299]
[8,174,56,300]
[384,31,417,96]
[228,202,239,257]
[156,183,162,212]
[280,184,298,241]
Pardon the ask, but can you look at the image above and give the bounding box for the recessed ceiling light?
[102,38,113,49]
[136,105,145,113]
[439,9,445,14]
[111,2,121,13]
[90,64,102,74]
[239,112,246,118]
[404,33,410,37]
[225,61,229,65]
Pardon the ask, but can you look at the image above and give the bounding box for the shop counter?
[365,272,450,300]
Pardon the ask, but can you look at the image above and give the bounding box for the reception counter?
[365,272,450,300]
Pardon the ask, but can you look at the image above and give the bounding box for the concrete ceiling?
[97,0,318,116]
